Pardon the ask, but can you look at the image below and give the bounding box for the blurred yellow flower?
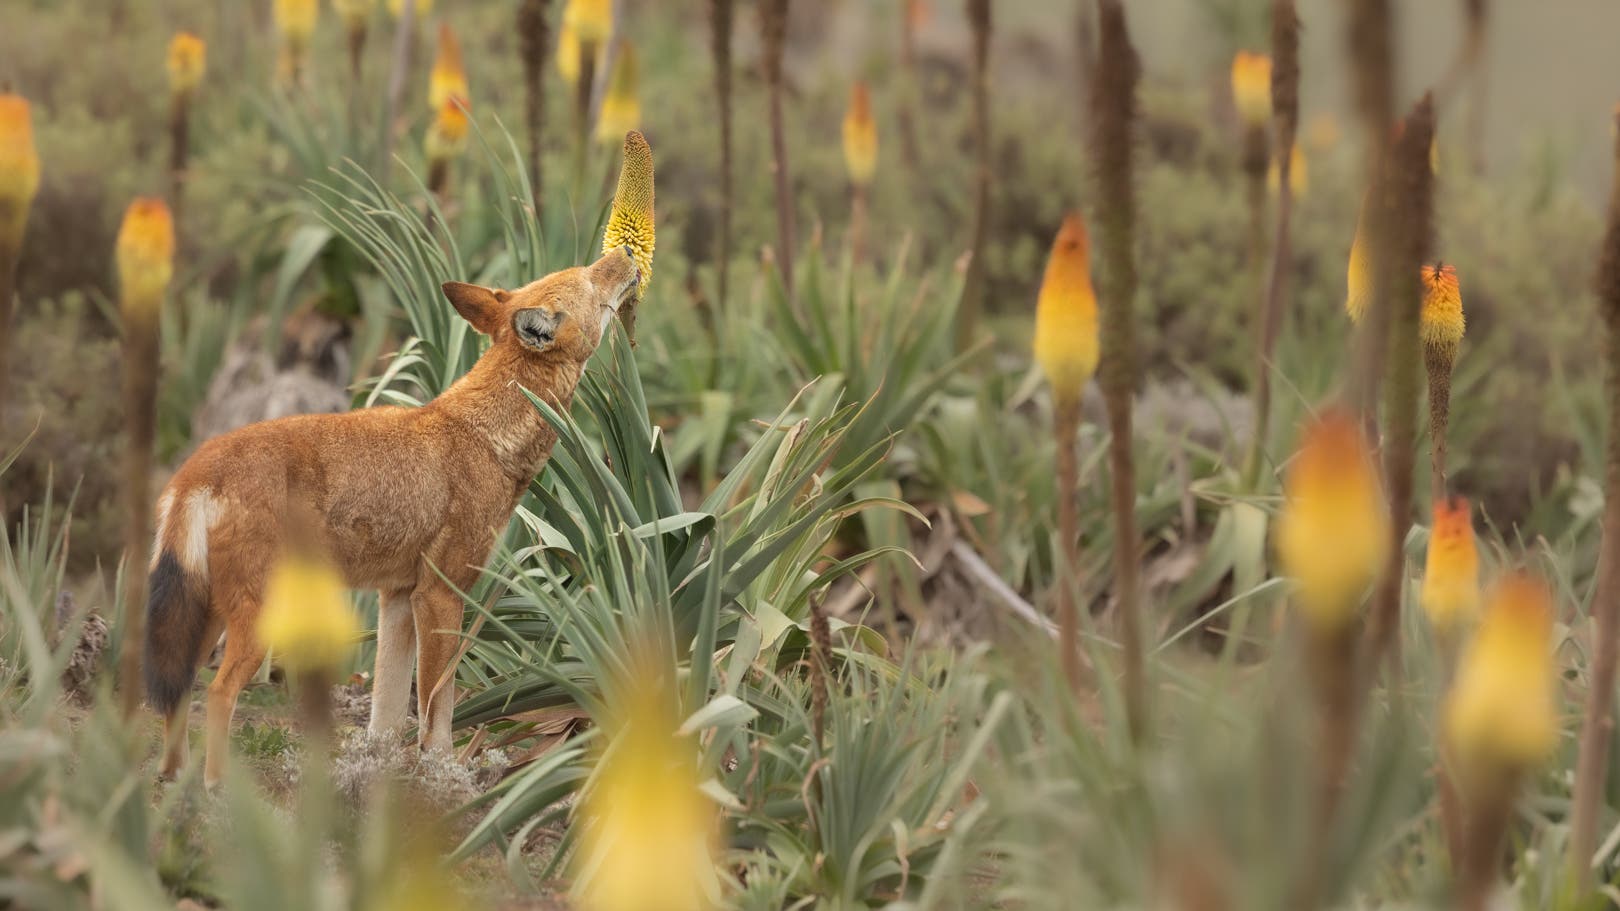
[429,22,467,112]
[564,0,613,47]
[842,81,878,187]
[274,0,319,46]
[256,555,360,675]
[595,43,640,145]
[557,18,582,85]
[1420,497,1481,635]
[1446,573,1559,774]
[115,198,175,318]
[385,0,433,17]
[1275,409,1390,629]
[0,94,41,249]
[1345,199,1369,323]
[603,130,656,292]
[166,32,207,97]
[577,682,716,911]
[1032,212,1099,404]
[1266,142,1307,197]
[1420,261,1464,354]
[1230,51,1272,127]
[424,95,471,163]
[333,0,375,30]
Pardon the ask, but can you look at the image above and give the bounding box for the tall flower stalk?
[1090,0,1146,743]
[955,0,990,351]
[1568,103,1620,897]
[602,130,656,345]
[273,0,318,86]
[709,0,734,312]
[0,93,40,438]
[1034,212,1099,692]
[425,24,469,203]
[1344,0,1395,424]
[760,0,795,302]
[115,198,175,718]
[1420,495,1481,865]
[1421,262,1464,501]
[842,81,877,265]
[565,0,612,192]
[517,0,550,218]
[1231,50,1272,282]
[165,32,205,230]
[1242,0,1298,490]
[335,0,375,82]
[897,0,924,171]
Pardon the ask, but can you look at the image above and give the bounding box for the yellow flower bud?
[595,43,640,145]
[1420,261,1464,354]
[166,32,207,98]
[603,130,656,293]
[1230,51,1272,127]
[1420,497,1481,636]
[1266,142,1307,197]
[0,94,41,250]
[115,198,175,319]
[564,0,613,47]
[274,0,319,47]
[385,0,433,17]
[1032,212,1099,404]
[424,95,470,163]
[1446,573,1559,775]
[1275,409,1390,630]
[842,81,878,187]
[333,0,375,31]
[256,555,360,675]
[428,22,467,113]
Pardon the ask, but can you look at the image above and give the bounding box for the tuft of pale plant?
[0,93,40,436]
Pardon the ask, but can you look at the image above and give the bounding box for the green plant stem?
[1243,136,1293,491]
[118,308,160,719]
[1054,396,1084,694]
[849,184,868,267]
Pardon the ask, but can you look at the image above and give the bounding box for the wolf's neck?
[427,346,584,481]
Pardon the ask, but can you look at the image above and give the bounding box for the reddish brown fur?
[146,249,639,786]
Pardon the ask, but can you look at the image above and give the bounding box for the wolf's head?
[439,247,639,365]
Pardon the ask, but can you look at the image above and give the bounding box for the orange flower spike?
[1230,51,1272,127]
[842,81,878,187]
[0,94,41,249]
[429,22,468,113]
[1446,573,1560,775]
[1420,498,1481,635]
[424,95,471,162]
[1275,409,1391,630]
[166,32,207,98]
[116,198,176,320]
[1032,212,1100,405]
[1420,261,1465,355]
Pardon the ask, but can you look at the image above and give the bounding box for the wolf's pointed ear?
[441,282,510,335]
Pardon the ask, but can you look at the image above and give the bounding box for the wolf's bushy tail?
[144,549,210,716]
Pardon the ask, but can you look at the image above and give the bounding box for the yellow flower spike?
[166,32,207,98]
[256,555,360,676]
[557,18,582,86]
[1446,573,1559,775]
[1345,197,1370,323]
[1230,51,1272,127]
[1275,409,1391,631]
[603,129,656,293]
[385,0,433,17]
[1032,212,1099,405]
[842,81,878,187]
[1421,497,1481,636]
[1420,261,1464,354]
[115,198,175,320]
[595,43,641,145]
[1266,143,1307,197]
[424,95,471,163]
[333,0,375,31]
[428,22,467,113]
[274,0,319,47]
[0,94,41,250]
[577,680,717,911]
[564,0,613,47]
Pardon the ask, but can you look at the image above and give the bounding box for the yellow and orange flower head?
[424,95,470,163]
[1345,197,1370,323]
[1266,142,1307,197]
[256,554,360,675]
[1420,261,1465,355]
[334,0,375,31]
[115,198,175,319]
[595,43,641,145]
[1032,212,1099,404]
[1446,573,1559,776]
[1230,51,1272,127]
[603,130,656,293]
[842,81,878,187]
[1420,497,1481,635]
[166,32,207,98]
[0,94,41,250]
[564,0,613,47]
[1275,409,1391,630]
[385,0,433,17]
[274,0,319,48]
[428,22,467,113]
[576,671,716,911]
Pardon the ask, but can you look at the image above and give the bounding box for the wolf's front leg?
[369,588,416,734]
[411,583,464,753]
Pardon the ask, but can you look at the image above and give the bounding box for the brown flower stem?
[1456,771,1517,911]
[1295,622,1361,909]
[849,184,868,267]
[1344,0,1395,425]
[167,93,190,235]
[710,0,734,312]
[955,0,991,352]
[1567,106,1620,896]
[1424,342,1456,504]
[1055,395,1084,694]
[518,0,549,219]
[118,308,160,719]
[761,0,795,304]
[427,157,450,203]
[1243,125,1268,271]
[1091,0,1147,744]
[572,42,598,195]
[346,24,367,84]
[808,594,831,746]
[1433,632,1465,874]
